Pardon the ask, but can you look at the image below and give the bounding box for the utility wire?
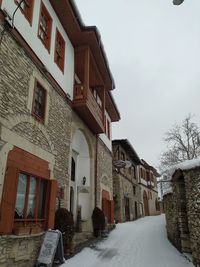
[0,0,26,47]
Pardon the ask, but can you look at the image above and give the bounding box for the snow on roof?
[165,157,200,177]
[162,187,173,197]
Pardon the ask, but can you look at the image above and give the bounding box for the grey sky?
[74,0,200,167]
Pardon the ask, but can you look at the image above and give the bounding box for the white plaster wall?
[99,110,112,151]
[1,0,74,98]
[72,130,91,220]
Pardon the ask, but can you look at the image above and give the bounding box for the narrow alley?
[62,215,194,267]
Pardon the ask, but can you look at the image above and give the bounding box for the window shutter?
[102,198,107,218]
[110,200,115,224]
[0,165,18,234]
[47,179,57,229]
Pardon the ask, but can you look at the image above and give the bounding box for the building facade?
[112,139,142,222]
[138,160,160,217]
[0,1,120,266]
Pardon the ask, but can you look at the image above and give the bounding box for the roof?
[112,139,142,165]
[164,157,200,177]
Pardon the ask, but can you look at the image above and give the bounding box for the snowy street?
[62,215,194,267]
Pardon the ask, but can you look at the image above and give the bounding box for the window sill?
[9,231,45,239]
[13,225,44,236]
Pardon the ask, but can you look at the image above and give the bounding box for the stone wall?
[163,168,200,266]
[0,22,72,206]
[184,169,200,266]
[97,139,113,208]
[0,234,44,267]
[0,22,72,265]
[113,170,141,222]
[163,193,181,251]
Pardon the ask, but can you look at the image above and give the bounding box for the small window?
[54,29,65,72]
[32,81,46,122]
[71,158,76,182]
[38,2,52,51]
[106,119,110,139]
[15,0,34,24]
[133,186,136,195]
[15,173,47,227]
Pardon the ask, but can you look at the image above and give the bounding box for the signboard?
[36,230,65,267]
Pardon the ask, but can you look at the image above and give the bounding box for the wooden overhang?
[112,139,142,165]
[49,0,120,123]
[141,159,160,177]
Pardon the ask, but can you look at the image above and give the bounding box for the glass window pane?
[27,176,36,219]
[38,180,47,219]
[15,173,27,219]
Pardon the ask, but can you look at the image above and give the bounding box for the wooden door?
[143,190,149,216]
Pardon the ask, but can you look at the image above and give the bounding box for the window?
[71,158,76,181]
[54,29,65,72]
[15,0,34,24]
[14,173,47,227]
[106,119,110,139]
[38,2,52,51]
[133,186,136,195]
[32,81,46,122]
[121,151,125,161]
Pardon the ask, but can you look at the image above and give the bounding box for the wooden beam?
[84,47,90,99]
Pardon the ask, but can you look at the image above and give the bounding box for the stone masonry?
[163,167,200,267]
[0,23,72,266]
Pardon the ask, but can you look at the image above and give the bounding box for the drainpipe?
[95,134,98,207]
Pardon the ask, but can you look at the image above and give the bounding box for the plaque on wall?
[35,230,65,267]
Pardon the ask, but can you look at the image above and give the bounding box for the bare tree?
[160,114,200,170]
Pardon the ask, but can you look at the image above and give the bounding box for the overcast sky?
[75,0,200,168]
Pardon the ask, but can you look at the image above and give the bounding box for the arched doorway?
[71,130,91,222]
[143,190,149,216]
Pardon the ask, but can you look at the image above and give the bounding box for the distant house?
[112,139,142,222]
[163,159,200,266]
[0,0,120,265]
[138,160,160,216]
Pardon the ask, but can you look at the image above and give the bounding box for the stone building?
[163,162,200,267]
[138,160,160,216]
[0,1,120,266]
[112,139,142,222]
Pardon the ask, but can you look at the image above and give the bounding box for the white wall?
[99,110,112,151]
[71,130,91,220]
[2,0,74,98]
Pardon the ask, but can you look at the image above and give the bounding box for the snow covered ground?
[61,215,194,267]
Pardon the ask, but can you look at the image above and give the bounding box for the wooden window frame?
[32,80,47,123]
[38,1,52,52]
[54,28,65,72]
[14,0,34,25]
[14,171,49,229]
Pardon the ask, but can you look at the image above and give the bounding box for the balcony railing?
[87,88,103,125]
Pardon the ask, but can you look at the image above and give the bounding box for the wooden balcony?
[73,84,105,134]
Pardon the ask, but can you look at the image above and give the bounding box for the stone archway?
[143,190,149,216]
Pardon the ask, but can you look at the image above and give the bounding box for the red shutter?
[0,165,18,234]
[47,179,57,229]
[110,200,115,224]
[102,198,107,217]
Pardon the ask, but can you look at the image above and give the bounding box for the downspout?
[95,134,98,207]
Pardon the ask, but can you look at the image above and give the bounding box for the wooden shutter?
[0,165,18,234]
[102,198,107,218]
[110,200,115,224]
[47,179,57,229]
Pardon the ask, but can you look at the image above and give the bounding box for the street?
[62,215,194,267]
